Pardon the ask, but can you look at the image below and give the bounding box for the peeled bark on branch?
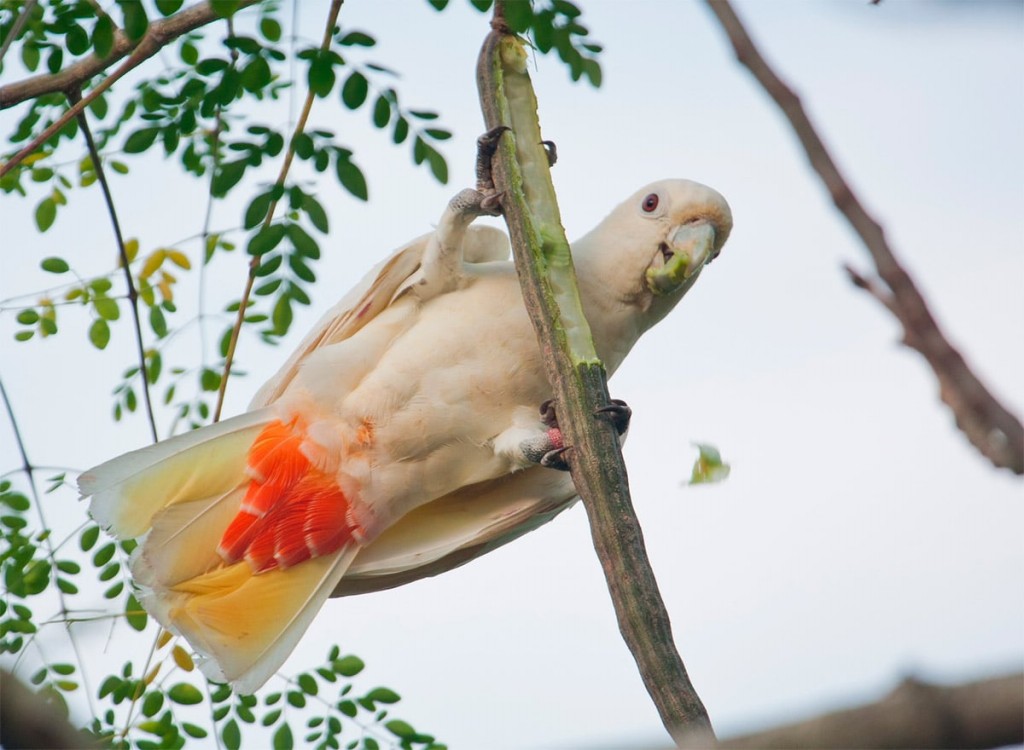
[476,7,712,745]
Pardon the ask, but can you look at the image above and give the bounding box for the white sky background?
[1,1,1022,749]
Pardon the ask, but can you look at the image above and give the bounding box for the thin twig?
[212,0,345,422]
[69,87,158,443]
[704,0,1023,474]
[198,19,234,401]
[0,374,97,717]
[0,0,38,65]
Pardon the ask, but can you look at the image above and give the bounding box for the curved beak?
[644,221,717,296]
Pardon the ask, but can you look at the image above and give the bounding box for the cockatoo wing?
[337,468,577,595]
[251,225,508,407]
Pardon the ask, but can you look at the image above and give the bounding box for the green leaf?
[119,0,149,41]
[94,297,120,321]
[80,525,100,551]
[385,720,415,739]
[124,127,160,154]
[338,31,375,47]
[504,1,533,32]
[425,146,448,184]
[341,72,369,109]
[200,368,221,392]
[16,309,39,325]
[149,306,168,338]
[126,593,148,631]
[286,690,305,708]
[92,15,115,58]
[168,683,203,705]
[156,0,184,15]
[333,655,364,677]
[297,674,318,695]
[288,255,316,284]
[244,192,274,230]
[66,24,90,55]
[372,95,390,128]
[260,17,282,42]
[142,691,164,717]
[57,577,78,594]
[365,687,400,704]
[286,223,319,261]
[688,443,731,486]
[210,683,232,703]
[35,199,56,232]
[335,157,368,201]
[183,723,208,739]
[89,319,111,350]
[212,159,247,197]
[392,116,409,145]
[94,542,116,566]
[301,195,329,234]
[272,296,293,335]
[273,723,294,750]
[248,223,286,257]
[222,719,241,750]
[307,52,336,98]
[582,57,602,88]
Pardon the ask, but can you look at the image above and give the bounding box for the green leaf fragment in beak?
[646,222,716,296]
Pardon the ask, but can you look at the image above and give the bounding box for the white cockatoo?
[80,175,732,693]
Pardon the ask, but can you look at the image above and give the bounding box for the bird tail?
[79,410,359,694]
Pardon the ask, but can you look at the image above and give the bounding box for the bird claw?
[540,140,558,167]
[594,399,631,436]
[475,125,510,194]
[540,446,571,471]
[539,398,558,427]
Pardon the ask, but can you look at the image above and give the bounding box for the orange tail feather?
[218,419,362,573]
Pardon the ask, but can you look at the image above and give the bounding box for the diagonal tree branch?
[476,5,713,745]
[704,0,1023,475]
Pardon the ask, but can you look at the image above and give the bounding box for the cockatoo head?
[574,178,732,331]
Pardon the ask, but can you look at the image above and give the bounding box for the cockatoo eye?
[641,193,659,213]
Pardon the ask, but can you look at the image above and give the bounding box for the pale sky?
[1,2,1022,749]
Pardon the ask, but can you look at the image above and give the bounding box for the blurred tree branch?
[679,671,1024,749]
[0,669,99,749]
[704,0,1023,475]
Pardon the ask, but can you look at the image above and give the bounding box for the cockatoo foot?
[523,398,631,472]
[540,446,571,471]
[540,140,558,167]
[447,187,504,218]
[594,399,632,435]
[475,125,509,191]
